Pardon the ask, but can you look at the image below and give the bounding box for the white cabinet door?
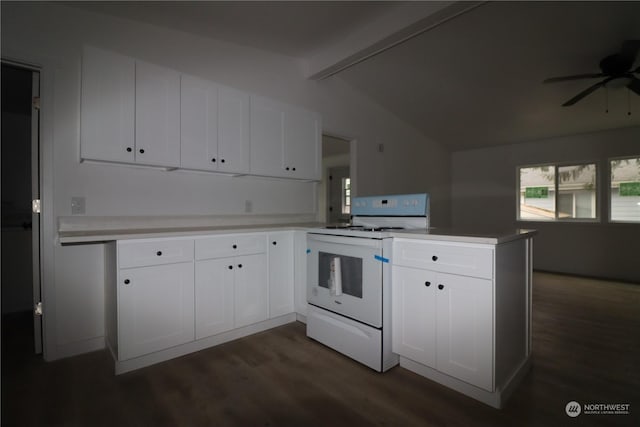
[293,231,308,317]
[81,46,135,163]
[283,106,321,180]
[250,95,285,177]
[118,262,194,360]
[392,266,437,367]
[218,86,250,173]
[250,96,321,180]
[135,60,181,167]
[180,74,218,171]
[268,232,294,318]
[195,258,235,339]
[234,254,268,328]
[435,273,493,391]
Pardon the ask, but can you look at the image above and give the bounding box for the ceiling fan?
[543,40,640,106]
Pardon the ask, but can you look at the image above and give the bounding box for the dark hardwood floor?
[2,272,639,426]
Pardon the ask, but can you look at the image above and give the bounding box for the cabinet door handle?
[285,167,290,171]
[272,241,277,245]
[221,159,225,163]
[424,281,431,287]
[211,158,216,163]
[156,251,162,256]
[432,255,438,261]
[124,279,130,285]
[232,244,237,249]
[438,284,444,290]
[126,147,132,153]
[139,148,145,154]
[228,265,233,270]
[292,167,296,171]
[238,264,243,268]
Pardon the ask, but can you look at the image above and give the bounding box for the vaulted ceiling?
[71,1,640,151]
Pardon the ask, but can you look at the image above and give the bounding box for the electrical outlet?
[245,200,253,213]
[71,197,85,215]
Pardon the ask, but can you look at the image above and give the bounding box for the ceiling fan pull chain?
[605,87,609,113]
[628,88,631,116]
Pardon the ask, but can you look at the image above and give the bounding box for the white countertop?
[58,215,535,245]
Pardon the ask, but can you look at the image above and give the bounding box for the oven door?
[307,233,383,327]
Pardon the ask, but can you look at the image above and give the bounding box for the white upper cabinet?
[283,104,321,180]
[217,86,250,173]
[250,95,321,180]
[180,77,250,173]
[81,46,135,163]
[180,74,218,171]
[135,61,181,168]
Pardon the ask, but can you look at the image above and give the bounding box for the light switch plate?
[71,197,85,215]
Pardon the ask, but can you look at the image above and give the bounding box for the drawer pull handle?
[228,265,233,270]
[232,244,237,249]
[139,148,145,154]
[425,281,431,287]
[124,279,130,285]
[438,284,444,290]
[238,264,243,268]
[156,251,162,256]
[432,255,438,261]
[126,147,132,153]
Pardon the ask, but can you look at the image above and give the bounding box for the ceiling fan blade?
[543,73,605,83]
[628,77,640,96]
[562,78,612,106]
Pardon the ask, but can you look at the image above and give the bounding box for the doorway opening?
[320,134,352,224]
[1,61,43,357]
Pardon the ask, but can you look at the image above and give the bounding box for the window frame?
[516,161,600,223]
[608,155,640,224]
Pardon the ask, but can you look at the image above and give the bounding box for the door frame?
[1,57,49,357]
[319,131,357,223]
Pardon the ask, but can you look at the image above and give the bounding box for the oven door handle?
[307,233,382,248]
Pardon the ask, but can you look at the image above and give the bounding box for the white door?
[392,266,436,367]
[283,106,321,180]
[118,262,195,360]
[135,60,180,167]
[234,254,268,328]
[249,95,285,177]
[80,46,135,163]
[180,74,218,171]
[436,273,493,391]
[268,232,294,318]
[217,85,250,173]
[195,258,234,339]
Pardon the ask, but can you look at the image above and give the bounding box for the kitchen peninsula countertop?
[391,228,536,245]
[58,215,535,245]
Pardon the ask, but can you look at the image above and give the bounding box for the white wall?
[452,126,640,283]
[1,4,451,359]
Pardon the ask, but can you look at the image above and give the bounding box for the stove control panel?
[351,193,429,216]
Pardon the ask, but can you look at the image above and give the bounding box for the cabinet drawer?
[118,239,194,269]
[393,240,493,279]
[196,234,266,260]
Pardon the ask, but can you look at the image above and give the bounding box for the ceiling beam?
[304,1,486,81]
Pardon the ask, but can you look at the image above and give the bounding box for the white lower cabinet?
[392,265,494,392]
[194,258,235,339]
[233,254,268,328]
[268,232,294,318]
[118,261,195,361]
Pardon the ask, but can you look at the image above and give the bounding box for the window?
[518,163,597,221]
[342,177,351,214]
[610,157,640,222]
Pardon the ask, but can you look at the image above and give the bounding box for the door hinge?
[33,96,41,110]
[34,302,43,316]
[32,199,41,214]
